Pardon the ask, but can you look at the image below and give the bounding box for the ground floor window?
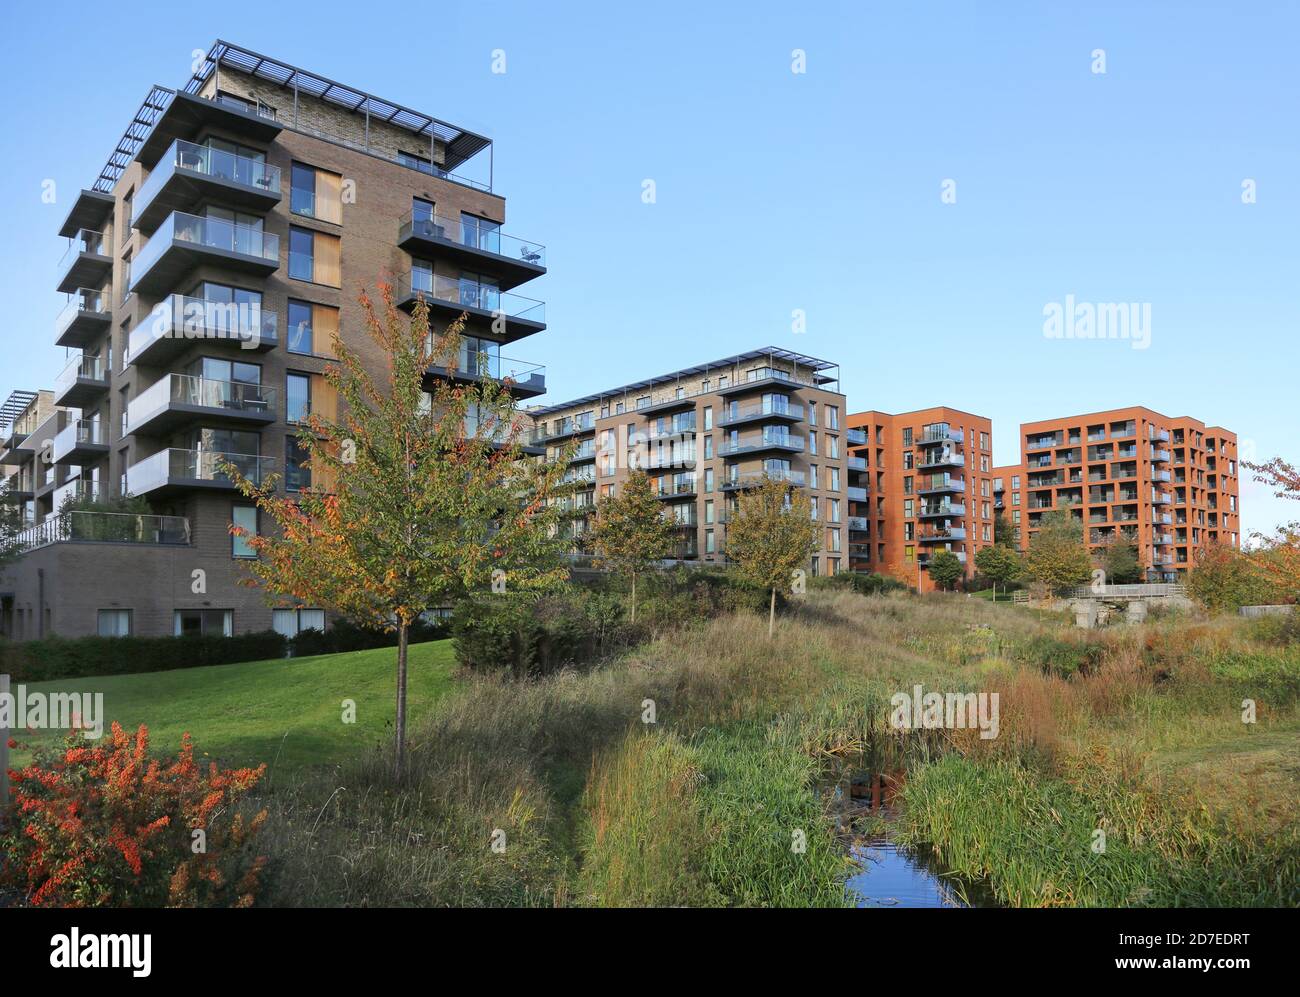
[175,609,233,637]
[273,608,326,638]
[97,609,132,637]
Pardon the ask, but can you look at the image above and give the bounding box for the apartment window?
[288,227,341,286]
[287,372,311,423]
[675,387,685,399]
[828,529,841,553]
[808,403,817,426]
[273,608,326,638]
[827,435,838,459]
[636,396,650,410]
[121,252,132,302]
[980,432,991,451]
[703,406,713,431]
[809,433,817,456]
[704,499,714,525]
[232,504,258,559]
[826,406,840,430]
[287,300,339,356]
[829,499,840,523]
[810,496,819,520]
[704,468,714,492]
[903,450,914,470]
[902,427,913,447]
[704,436,713,459]
[175,609,232,637]
[97,609,132,637]
[398,150,434,173]
[903,498,913,518]
[215,91,276,118]
[286,437,311,492]
[905,545,915,563]
[615,401,625,414]
[809,464,818,489]
[982,501,991,518]
[290,163,343,223]
[905,522,915,541]
[903,476,913,495]
[705,529,716,554]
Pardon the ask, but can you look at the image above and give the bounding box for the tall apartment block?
[0,40,548,640]
[845,408,997,590]
[528,348,853,575]
[994,407,1239,581]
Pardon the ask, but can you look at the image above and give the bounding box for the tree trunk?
[768,587,776,639]
[630,570,637,625]
[395,620,409,780]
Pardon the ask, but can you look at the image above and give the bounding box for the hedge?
[0,618,452,683]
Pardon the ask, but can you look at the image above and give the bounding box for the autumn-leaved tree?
[226,285,572,777]
[1245,455,1300,601]
[725,477,820,637]
[974,542,1021,600]
[591,469,675,623]
[927,549,964,591]
[1024,509,1092,595]
[1187,540,1279,612]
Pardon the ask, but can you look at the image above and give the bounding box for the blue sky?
[2,0,1296,534]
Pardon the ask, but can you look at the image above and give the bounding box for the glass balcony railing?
[399,210,545,267]
[532,412,596,444]
[402,271,545,325]
[55,354,106,393]
[55,288,108,339]
[58,228,107,275]
[920,426,965,445]
[719,401,804,426]
[134,139,281,225]
[723,468,805,489]
[128,374,275,431]
[718,431,803,456]
[125,449,273,494]
[53,419,106,454]
[15,510,190,551]
[128,295,278,360]
[132,212,280,292]
[435,348,546,388]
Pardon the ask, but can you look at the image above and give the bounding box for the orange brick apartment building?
[993,407,1239,582]
[846,407,997,591]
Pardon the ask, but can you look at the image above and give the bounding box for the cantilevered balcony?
[531,413,596,445]
[125,448,274,497]
[919,526,967,543]
[52,419,109,466]
[398,211,545,290]
[847,428,868,446]
[918,502,966,518]
[917,475,966,495]
[55,288,112,348]
[656,474,698,499]
[53,354,109,408]
[919,549,967,566]
[721,468,806,490]
[126,295,279,366]
[716,368,824,397]
[847,486,868,502]
[917,449,965,470]
[399,271,545,342]
[133,90,282,170]
[133,140,282,232]
[848,516,869,532]
[718,401,804,428]
[126,374,276,437]
[130,212,279,296]
[57,229,111,294]
[426,350,546,399]
[718,431,804,457]
[920,425,965,445]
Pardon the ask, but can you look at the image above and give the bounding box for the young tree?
[1187,540,1282,612]
[1100,537,1142,584]
[992,508,1014,548]
[927,549,964,591]
[591,469,675,623]
[1024,509,1092,595]
[725,477,820,638]
[0,490,25,565]
[226,286,572,777]
[974,542,1021,600]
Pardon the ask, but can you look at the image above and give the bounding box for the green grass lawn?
[13,640,457,772]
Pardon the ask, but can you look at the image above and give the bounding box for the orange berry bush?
[1,722,268,907]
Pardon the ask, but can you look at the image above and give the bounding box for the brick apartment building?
[528,347,853,576]
[845,407,997,591]
[993,406,1239,582]
[0,40,548,639]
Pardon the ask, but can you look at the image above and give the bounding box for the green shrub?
[0,631,288,682]
[1019,634,1107,678]
[809,571,907,597]
[452,591,643,677]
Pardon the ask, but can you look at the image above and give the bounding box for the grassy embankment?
[17,591,1299,906]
